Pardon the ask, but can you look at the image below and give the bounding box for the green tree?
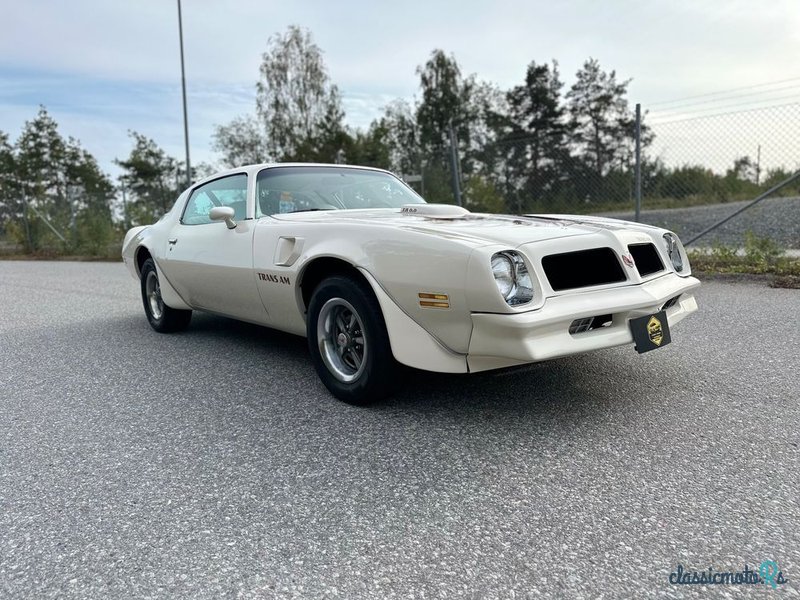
[566,58,640,202]
[256,25,347,161]
[501,60,571,211]
[415,50,491,204]
[6,108,115,253]
[215,25,351,165]
[761,167,800,196]
[656,164,717,200]
[14,107,69,250]
[373,100,421,176]
[731,156,757,184]
[721,156,759,199]
[466,81,506,178]
[0,131,16,239]
[463,176,505,213]
[116,132,183,226]
[347,121,392,169]
[212,115,268,168]
[65,141,116,253]
[416,49,477,182]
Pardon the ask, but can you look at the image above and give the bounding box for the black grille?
[541,248,626,291]
[662,295,681,310]
[569,314,613,335]
[628,243,664,277]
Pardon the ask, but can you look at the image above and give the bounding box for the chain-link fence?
[633,102,800,249]
[417,102,800,249]
[412,129,641,217]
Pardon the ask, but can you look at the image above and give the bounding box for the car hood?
[270,207,652,248]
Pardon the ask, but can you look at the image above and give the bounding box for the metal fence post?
[448,120,463,207]
[20,190,33,252]
[634,103,642,222]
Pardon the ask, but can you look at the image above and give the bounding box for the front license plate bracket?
[629,310,671,353]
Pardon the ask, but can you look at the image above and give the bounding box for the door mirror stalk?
[209,206,237,229]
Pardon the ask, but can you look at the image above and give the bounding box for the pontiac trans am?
[122,163,700,404]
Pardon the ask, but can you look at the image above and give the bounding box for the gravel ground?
[1,261,798,599]
[602,196,800,249]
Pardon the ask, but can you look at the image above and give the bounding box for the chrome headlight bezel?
[491,251,534,306]
[663,233,686,273]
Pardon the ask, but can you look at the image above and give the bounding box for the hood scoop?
[400,204,471,219]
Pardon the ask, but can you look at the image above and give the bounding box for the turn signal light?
[419,292,450,309]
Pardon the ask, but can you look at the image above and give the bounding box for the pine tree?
[503,60,571,210]
[115,132,183,226]
[566,58,636,201]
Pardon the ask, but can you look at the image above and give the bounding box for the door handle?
[168,238,178,245]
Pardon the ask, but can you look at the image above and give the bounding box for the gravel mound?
[600,196,800,248]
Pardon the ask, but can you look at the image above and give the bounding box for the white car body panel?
[162,218,265,322]
[468,274,699,372]
[122,163,700,375]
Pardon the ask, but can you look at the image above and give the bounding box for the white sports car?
[122,164,700,404]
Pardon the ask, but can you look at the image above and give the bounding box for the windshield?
[256,166,426,216]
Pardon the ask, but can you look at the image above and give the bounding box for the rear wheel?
[307,275,397,405]
[140,258,192,333]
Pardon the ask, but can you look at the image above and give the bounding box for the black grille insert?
[541,248,626,291]
[628,243,664,277]
[662,295,681,310]
[569,314,613,335]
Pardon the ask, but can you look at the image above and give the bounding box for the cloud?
[1,0,798,176]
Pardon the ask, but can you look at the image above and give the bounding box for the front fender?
[294,227,478,353]
[358,269,468,373]
[121,224,191,311]
[121,225,148,279]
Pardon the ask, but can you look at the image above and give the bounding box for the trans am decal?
[258,272,291,285]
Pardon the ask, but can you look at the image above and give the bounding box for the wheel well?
[135,247,153,277]
[299,257,369,311]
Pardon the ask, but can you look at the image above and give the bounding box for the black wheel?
[307,275,397,405]
[140,258,192,333]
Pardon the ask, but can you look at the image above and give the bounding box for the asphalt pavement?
[0,261,798,599]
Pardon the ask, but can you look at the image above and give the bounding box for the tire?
[140,258,192,333]
[307,275,397,405]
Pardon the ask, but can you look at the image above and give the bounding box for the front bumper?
[467,273,700,372]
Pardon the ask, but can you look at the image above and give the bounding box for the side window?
[181,173,248,225]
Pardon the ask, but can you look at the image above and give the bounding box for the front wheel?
[307,276,397,405]
[140,258,192,333]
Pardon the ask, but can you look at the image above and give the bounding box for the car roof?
[190,163,393,190]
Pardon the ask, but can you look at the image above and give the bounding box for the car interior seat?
[229,200,246,220]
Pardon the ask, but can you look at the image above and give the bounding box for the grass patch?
[687,233,800,288]
[0,241,121,262]
[0,254,122,262]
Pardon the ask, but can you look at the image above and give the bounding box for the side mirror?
[209,206,236,229]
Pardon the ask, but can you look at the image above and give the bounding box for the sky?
[2,0,799,179]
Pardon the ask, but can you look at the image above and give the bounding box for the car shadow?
[385,356,636,413]
[94,311,665,428]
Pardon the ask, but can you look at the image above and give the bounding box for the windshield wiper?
[289,207,336,213]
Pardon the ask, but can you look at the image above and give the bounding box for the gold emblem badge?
[647,316,663,346]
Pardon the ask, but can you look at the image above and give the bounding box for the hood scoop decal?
[401,204,470,219]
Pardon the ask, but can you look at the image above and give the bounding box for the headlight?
[491,254,514,297]
[663,233,684,273]
[491,251,534,306]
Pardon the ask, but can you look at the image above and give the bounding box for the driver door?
[160,173,267,324]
